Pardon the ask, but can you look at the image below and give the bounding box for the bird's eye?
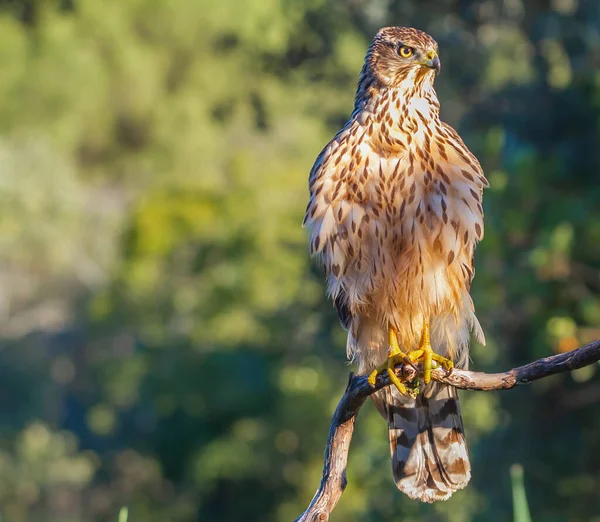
[398,45,414,58]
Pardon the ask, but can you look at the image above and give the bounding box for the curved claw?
[369,321,454,389]
[406,318,454,384]
[406,346,453,384]
[368,353,412,395]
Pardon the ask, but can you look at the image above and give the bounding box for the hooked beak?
[423,51,441,75]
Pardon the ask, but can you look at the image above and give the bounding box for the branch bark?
[295,339,600,522]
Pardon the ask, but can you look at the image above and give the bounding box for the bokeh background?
[0,0,599,520]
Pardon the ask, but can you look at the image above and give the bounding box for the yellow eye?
[398,45,414,58]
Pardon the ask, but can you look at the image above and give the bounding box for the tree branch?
[295,339,600,522]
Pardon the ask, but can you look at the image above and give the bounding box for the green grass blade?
[118,507,129,522]
[511,464,532,522]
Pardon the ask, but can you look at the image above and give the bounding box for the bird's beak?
[423,50,441,75]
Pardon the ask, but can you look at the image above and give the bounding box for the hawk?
[303,27,487,502]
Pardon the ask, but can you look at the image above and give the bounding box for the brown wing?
[439,121,488,292]
[333,291,352,331]
[302,118,377,308]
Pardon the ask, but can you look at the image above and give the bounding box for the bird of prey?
[303,27,487,502]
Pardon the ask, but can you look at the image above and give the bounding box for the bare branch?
[295,339,600,522]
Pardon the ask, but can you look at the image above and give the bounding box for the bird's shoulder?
[308,117,369,189]
[302,116,375,260]
[438,121,486,182]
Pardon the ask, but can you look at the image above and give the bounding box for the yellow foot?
[367,353,411,395]
[367,326,418,397]
[406,319,453,384]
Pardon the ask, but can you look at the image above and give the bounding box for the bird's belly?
[337,201,473,352]
[379,240,465,322]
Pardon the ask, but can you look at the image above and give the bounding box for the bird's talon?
[367,323,453,393]
[368,352,412,395]
[431,352,454,372]
[367,369,378,387]
[387,368,408,395]
[403,318,454,385]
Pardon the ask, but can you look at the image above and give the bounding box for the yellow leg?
[367,326,411,395]
[407,318,453,384]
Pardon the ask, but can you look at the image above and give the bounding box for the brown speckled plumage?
[304,27,488,502]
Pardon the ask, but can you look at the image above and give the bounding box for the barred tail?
[377,383,471,503]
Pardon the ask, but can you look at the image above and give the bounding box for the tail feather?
[351,316,472,502]
[379,383,471,503]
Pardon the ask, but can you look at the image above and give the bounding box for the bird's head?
[364,27,440,88]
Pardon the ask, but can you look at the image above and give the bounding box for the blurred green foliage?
[0,0,599,520]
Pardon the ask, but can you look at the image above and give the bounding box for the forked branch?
[295,339,600,522]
